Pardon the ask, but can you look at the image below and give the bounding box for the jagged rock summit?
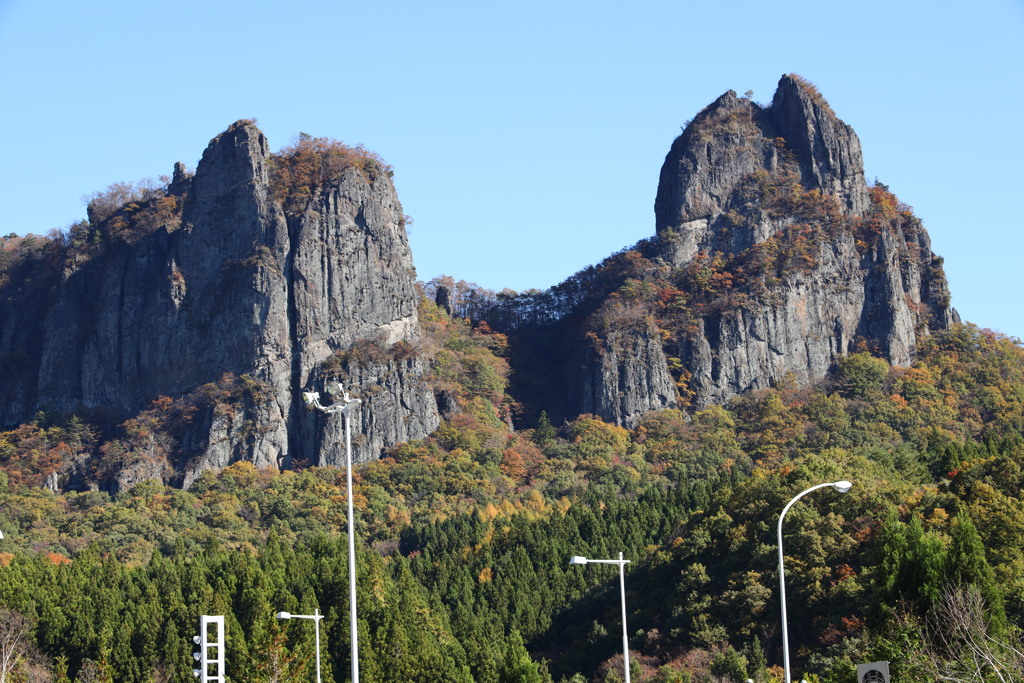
[493,74,958,427]
[655,74,870,252]
[0,121,439,489]
[648,75,956,411]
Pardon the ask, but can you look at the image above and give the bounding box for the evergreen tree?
[946,511,1007,634]
[498,629,547,683]
[534,412,556,446]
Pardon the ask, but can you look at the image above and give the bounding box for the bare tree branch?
[921,584,1024,682]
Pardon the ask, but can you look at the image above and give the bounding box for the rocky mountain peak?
[770,74,869,215]
[655,74,870,267]
[500,75,957,428]
[0,121,439,490]
[642,75,955,414]
[189,120,270,204]
[168,161,191,196]
[654,89,765,233]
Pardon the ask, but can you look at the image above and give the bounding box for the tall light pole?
[570,553,632,683]
[277,609,323,683]
[303,380,362,683]
[777,480,852,683]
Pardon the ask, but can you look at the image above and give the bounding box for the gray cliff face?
[29,123,290,435]
[655,90,780,240]
[579,322,676,426]
[287,168,438,466]
[676,227,955,409]
[290,168,420,382]
[576,74,956,423]
[0,121,438,488]
[298,356,440,467]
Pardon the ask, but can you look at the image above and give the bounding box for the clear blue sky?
[2,0,1022,339]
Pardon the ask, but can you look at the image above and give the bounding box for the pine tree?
[946,511,1007,634]
[876,512,947,617]
[533,411,556,446]
[498,629,546,683]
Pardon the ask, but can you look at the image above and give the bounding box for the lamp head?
[276,611,292,619]
[193,635,202,644]
[326,380,344,397]
[833,480,853,493]
[302,391,319,407]
[569,555,588,565]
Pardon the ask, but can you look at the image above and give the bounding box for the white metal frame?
[192,615,225,682]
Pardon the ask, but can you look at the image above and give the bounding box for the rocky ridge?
[0,74,961,488]
[0,121,439,489]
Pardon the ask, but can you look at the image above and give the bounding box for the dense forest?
[2,282,1024,680]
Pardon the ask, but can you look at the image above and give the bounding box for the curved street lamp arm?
[777,481,850,683]
[778,482,835,528]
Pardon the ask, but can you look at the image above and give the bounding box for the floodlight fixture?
[299,379,363,683]
[192,615,225,682]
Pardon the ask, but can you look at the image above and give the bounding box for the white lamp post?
[570,553,632,683]
[777,480,852,683]
[302,380,362,683]
[277,609,324,683]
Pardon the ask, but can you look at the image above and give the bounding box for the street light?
[569,553,632,683]
[777,480,852,683]
[277,609,324,683]
[302,380,362,683]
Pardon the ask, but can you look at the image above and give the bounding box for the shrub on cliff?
[269,133,393,214]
